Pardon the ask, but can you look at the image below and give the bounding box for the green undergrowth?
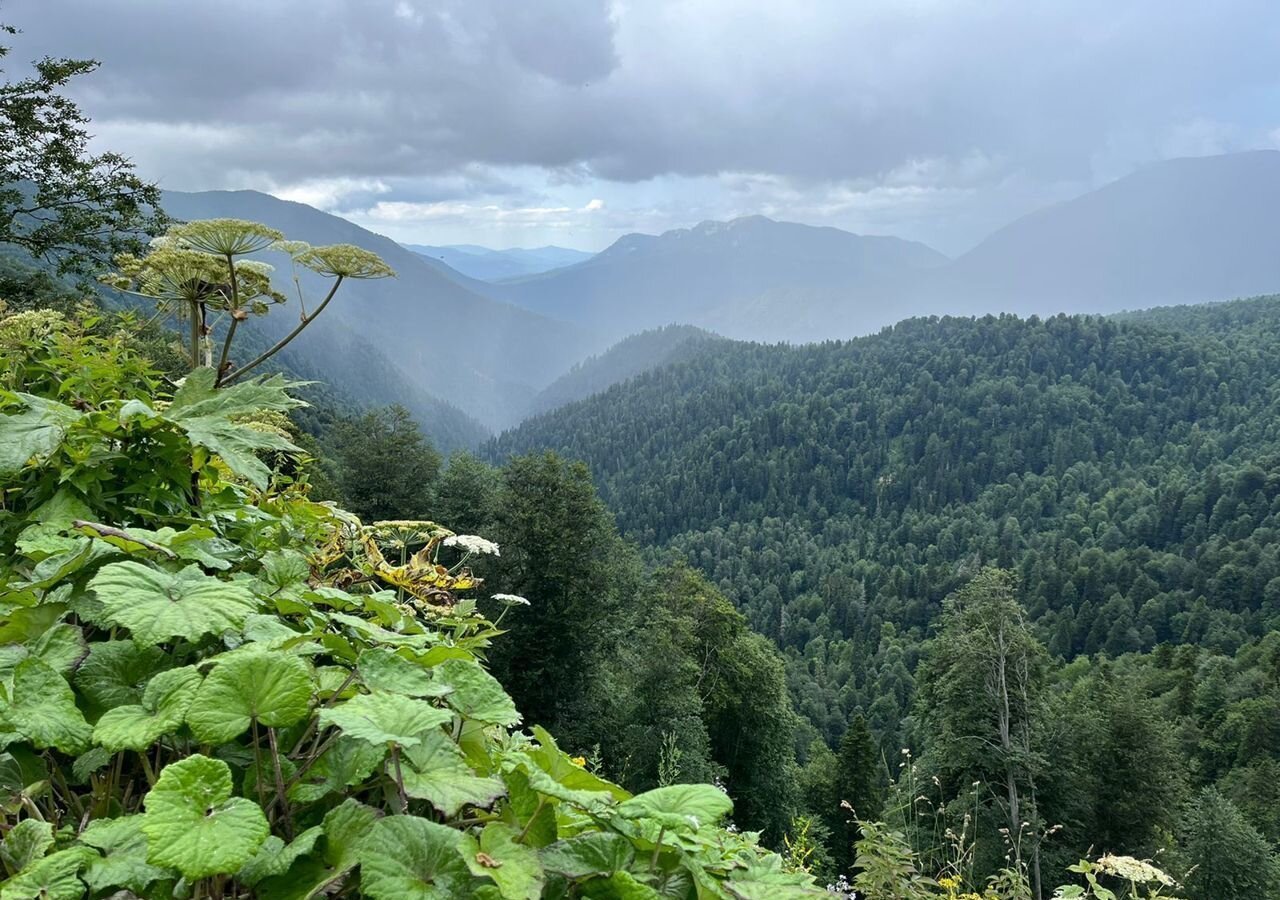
[0,307,823,898]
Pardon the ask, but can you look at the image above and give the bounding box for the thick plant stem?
[223,276,343,385]
[188,300,201,369]
[214,252,240,386]
[268,727,294,840]
[391,743,409,813]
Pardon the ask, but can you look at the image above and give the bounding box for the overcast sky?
[8,1,1280,254]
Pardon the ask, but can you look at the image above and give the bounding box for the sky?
[7,0,1280,255]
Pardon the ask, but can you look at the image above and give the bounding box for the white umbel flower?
[443,534,500,556]
[492,593,530,606]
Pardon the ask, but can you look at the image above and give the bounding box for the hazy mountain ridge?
[473,151,1280,345]
[483,214,948,343]
[404,243,594,281]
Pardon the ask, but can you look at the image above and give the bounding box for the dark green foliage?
[330,405,442,522]
[1175,788,1280,900]
[0,26,165,276]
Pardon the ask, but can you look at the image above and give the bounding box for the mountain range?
[404,244,594,281]
[476,150,1280,343]
[157,150,1280,444]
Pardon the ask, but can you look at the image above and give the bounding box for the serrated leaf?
[287,736,385,804]
[259,549,311,593]
[237,826,322,886]
[357,816,473,899]
[540,833,635,879]
[168,368,303,420]
[0,846,95,900]
[358,648,449,698]
[462,822,544,900]
[0,819,53,873]
[401,730,505,817]
[87,561,258,646]
[255,801,380,900]
[185,651,313,743]
[317,691,451,748]
[71,748,112,783]
[80,815,170,893]
[617,784,733,832]
[434,659,520,726]
[7,657,91,754]
[141,755,269,879]
[0,394,81,476]
[93,666,203,752]
[74,641,170,714]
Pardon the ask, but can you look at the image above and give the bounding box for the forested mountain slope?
[524,324,724,418]
[492,302,1280,742]
[162,190,602,429]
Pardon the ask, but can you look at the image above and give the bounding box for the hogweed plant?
[0,306,826,898]
[102,218,393,387]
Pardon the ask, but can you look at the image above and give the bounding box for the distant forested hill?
[524,324,724,418]
[491,300,1280,742]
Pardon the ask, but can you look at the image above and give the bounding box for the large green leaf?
[93,666,203,752]
[237,826,322,886]
[6,657,92,754]
[462,822,544,900]
[540,833,636,879]
[168,368,304,420]
[140,755,269,879]
[185,651,314,743]
[359,647,450,698]
[79,815,171,894]
[357,816,473,899]
[400,730,505,817]
[434,658,520,726]
[0,394,81,476]
[256,800,381,900]
[0,819,52,873]
[316,691,451,747]
[74,640,170,714]
[616,784,733,832]
[0,847,95,900]
[287,736,385,804]
[0,623,87,681]
[88,561,258,646]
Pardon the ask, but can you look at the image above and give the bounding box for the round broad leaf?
[400,730,505,817]
[316,691,451,747]
[93,665,203,752]
[185,651,314,743]
[88,562,258,646]
[7,657,91,754]
[141,755,269,879]
[433,659,520,726]
[462,822,545,900]
[357,816,472,899]
[80,815,170,894]
[617,784,733,832]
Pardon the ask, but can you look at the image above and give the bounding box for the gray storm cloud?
[6,0,1280,248]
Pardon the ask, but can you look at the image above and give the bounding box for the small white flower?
[492,593,530,606]
[443,534,500,556]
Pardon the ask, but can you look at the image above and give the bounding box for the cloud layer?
[8,0,1280,251]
